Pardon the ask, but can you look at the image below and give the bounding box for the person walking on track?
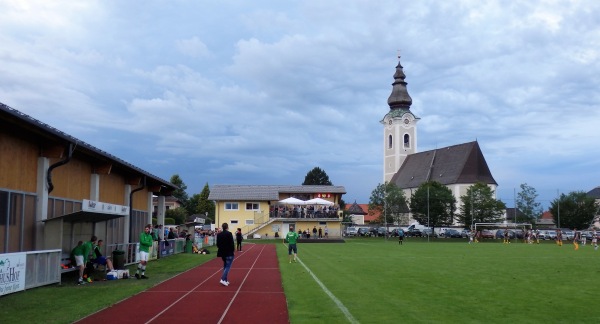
[285,225,299,263]
[135,224,153,279]
[217,223,235,286]
[235,228,243,252]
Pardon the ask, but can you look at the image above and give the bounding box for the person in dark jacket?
[235,228,243,252]
[217,223,235,286]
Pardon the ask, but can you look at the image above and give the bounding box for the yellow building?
[208,185,346,238]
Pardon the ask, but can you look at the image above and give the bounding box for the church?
[381,58,498,226]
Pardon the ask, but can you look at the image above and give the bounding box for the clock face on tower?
[388,119,393,125]
[403,118,410,124]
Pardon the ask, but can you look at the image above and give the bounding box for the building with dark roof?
[381,59,498,227]
[1,102,177,256]
[208,184,346,238]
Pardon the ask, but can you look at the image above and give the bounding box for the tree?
[170,174,190,208]
[302,167,333,185]
[409,181,456,230]
[457,182,506,227]
[368,182,408,225]
[165,207,186,225]
[549,191,598,229]
[190,183,215,223]
[516,183,542,224]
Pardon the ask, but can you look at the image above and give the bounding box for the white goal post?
[473,222,532,232]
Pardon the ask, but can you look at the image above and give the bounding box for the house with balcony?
[208,184,346,238]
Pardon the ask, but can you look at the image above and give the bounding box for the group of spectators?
[270,205,340,218]
[298,226,328,239]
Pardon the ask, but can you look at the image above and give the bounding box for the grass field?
[2,238,599,323]
[279,237,600,323]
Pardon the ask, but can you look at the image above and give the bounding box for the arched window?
[388,134,393,149]
[404,134,410,148]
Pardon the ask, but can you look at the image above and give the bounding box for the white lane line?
[284,242,359,324]
[146,244,258,323]
[218,244,266,324]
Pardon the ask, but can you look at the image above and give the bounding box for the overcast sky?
[1,0,599,209]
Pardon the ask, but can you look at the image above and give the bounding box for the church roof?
[387,57,413,110]
[391,141,497,189]
[587,187,600,199]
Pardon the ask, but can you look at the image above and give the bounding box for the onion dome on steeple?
[387,57,412,110]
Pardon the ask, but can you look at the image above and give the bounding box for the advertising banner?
[0,252,27,296]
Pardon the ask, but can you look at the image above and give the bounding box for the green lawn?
[279,237,600,323]
[2,238,599,323]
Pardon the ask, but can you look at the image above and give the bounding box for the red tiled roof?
[345,203,381,223]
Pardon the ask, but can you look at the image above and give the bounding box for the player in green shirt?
[73,235,97,285]
[135,224,153,279]
[285,225,299,263]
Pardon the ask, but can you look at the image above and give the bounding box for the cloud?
[1,0,600,206]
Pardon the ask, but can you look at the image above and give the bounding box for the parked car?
[444,229,462,238]
[495,229,515,239]
[561,230,574,240]
[422,228,437,238]
[377,227,388,237]
[357,227,370,237]
[405,228,423,237]
[537,230,547,240]
[481,230,495,239]
[461,229,471,238]
[390,228,405,237]
[546,230,557,240]
[345,227,358,237]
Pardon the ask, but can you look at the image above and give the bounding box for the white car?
[345,227,358,236]
[546,230,557,240]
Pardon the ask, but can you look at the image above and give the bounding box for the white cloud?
[1,0,600,204]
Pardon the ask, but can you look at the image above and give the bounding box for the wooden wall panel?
[131,188,151,211]
[99,173,125,204]
[50,158,91,201]
[0,133,38,193]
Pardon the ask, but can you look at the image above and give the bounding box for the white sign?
[82,199,129,216]
[0,252,27,296]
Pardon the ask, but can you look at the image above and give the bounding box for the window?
[388,134,393,149]
[404,134,410,148]
[225,202,239,210]
[231,220,239,224]
[245,219,254,225]
[245,202,260,211]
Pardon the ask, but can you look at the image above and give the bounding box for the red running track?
[77,244,289,324]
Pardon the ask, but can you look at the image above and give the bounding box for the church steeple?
[381,57,419,183]
[387,57,412,110]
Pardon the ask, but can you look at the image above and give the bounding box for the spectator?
[217,223,235,286]
[92,239,114,271]
[236,228,243,252]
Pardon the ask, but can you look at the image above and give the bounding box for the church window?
[404,134,410,148]
[388,135,393,149]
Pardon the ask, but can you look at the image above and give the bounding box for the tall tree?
[196,183,215,222]
[368,182,408,225]
[409,181,456,229]
[169,174,190,219]
[170,174,189,206]
[549,191,598,229]
[516,183,542,224]
[457,182,506,227]
[302,167,333,185]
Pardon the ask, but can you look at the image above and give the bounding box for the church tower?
[381,57,419,183]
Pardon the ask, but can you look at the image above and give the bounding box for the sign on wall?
[0,252,27,296]
[82,199,129,216]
